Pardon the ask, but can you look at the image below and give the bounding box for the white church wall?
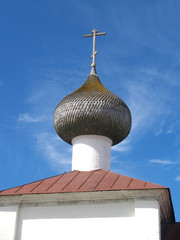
[135,200,160,240]
[16,200,135,240]
[0,205,18,240]
[0,191,163,240]
[13,199,161,240]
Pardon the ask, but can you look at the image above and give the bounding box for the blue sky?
[1,0,180,220]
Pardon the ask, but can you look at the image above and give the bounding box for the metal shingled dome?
[53,74,131,145]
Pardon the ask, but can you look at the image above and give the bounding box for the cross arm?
[83,34,93,38]
[95,32,106,36]
[83,32,106,38]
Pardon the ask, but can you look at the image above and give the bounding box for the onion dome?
[53,72,131,146]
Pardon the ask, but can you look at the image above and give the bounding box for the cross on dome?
[84,29,106,72]
[54,29,132,171]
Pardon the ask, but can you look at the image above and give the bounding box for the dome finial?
[84,29,106,74]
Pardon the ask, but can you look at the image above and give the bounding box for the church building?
[0,29,179,240]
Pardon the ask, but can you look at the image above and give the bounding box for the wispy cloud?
[35,132,71,172]
[112,138,131,152]
[15,69,81,171]
[127,69,170,134]
[106,66,180,152]
[175,176,180,181]
[27,91,45,104]
[18,113,43,123]
[149,159,174,165]
[118,67,180,146]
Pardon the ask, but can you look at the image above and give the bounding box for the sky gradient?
[1,0,180,220]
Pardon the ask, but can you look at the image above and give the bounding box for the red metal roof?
[0,170,166,196]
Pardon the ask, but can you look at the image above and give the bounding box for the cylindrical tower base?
[72,135,112,171]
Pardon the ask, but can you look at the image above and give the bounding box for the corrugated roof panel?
[46,171,79,193]
[111,175,132,189]
[63,171,92,192]
[0,170,166,196]
[15,180,43,194]
[79,170,107,191]
[31,175,63,193]
[0,186,22,195]
[128,178,146,189]
[95,171,119,190]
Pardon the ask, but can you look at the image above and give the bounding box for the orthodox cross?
[84,29,106,68]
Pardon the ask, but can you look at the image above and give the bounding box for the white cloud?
[18,113,43,123]
[103,66,179,156]
[175,176,180,181]
[16,76,77,171]
[112,139,131,152]
[109,67,174,152]
[35,132,71,172]
[149,159,174,165]
[27,91,45,104]
[127,72,163,133]
[123,67,180,139]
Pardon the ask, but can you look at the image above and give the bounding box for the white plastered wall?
[16,200,136,240]
[135,200,160,240]
[0,205,18,240]
[0,198,161,240]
